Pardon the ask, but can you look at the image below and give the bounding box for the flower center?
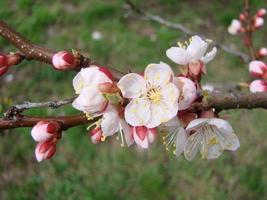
[147,87,162,104]
[207,135,219,145]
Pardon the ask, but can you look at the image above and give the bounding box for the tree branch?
[0,20,124,80]
[3,97,77,119]
[1,92,267,130]
[125,0,250,62]
[0,114,89,130]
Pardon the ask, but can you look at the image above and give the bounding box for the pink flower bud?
[35,140,57,162]
[132,126,157,149]
[253,17,264,28]
[257,8,266,17]
[174,76,197,110]
[31,121,60,142]
[228,19,242,35]
[52,51,75,70]
[239,13,246,21]
[90,127,104,144]
[0,54,9,76]
[250,80,267,93]
[257,47,267,58]
[249,60,267,79]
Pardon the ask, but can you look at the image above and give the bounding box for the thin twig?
[125,0,250,62]
[3,96,77,119]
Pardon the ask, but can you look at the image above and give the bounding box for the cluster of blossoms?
[228,8,267,59]
[31,121,62,162]
[228,8,266,34]
[30,35,240,162]
[249,60,267,93]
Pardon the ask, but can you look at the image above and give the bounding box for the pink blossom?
[173,76,197,110]
[253,17,264,28]
[257,47,267,58]
[256,8,266,17]
[228,19,242,35]
[52,51,75,70]
[249,60,267,79]
[35,140,57,162]
[31,121,60,142]
[249,80,267,93]
[132,126,157,149]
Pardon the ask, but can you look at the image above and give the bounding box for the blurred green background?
[0,0,267,199]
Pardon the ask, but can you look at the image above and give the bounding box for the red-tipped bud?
[0,54,9,76]
[90,127,104,144]
[253,17,264,29]
[31,121,61,142]
[132,126,157,149]
[52,51,75,70]
[250,80,267,93]
[239,13,246,21]
[35,140,57,162]
[257,47,267,58]
[249,60,267,80]
[256,8,266,17]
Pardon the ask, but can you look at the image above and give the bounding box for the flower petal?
[174,77,197,110]
[117,73,146,98]
[73,72,84,94]
[124,98,151,126]
[201,47,217,64]
[144,62,174,86]
[101,106,119,136]
[187,35,208,61]
[184,132,202,161]
[175,127,187,157]
[80,67,112,85]
[161,83,180,105]
[145,102,178,128]
[166,47,190,65]
[72,86,106,114]
[119,119,134,147]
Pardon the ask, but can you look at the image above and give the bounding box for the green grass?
[1,0,267,199]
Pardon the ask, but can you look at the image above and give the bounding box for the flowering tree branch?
[0,20,124,80]
[1,92,267,130]
[124,0,250,62]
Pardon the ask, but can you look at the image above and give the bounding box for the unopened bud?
[52,51,75,70]
[35,140,57,162]
[257,47,267,58]
[256,8,266,17]
[31,121,61,142]
[253,17,264,28]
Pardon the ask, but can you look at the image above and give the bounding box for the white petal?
[187,35,208,61]
[209,118,240,151]
[144,62,174,86]
[201,131,224,159]
[119,119,134,147]
[184,132,202,161]
[161,83,180,105]
[162,117,181,128]
[166,47,190,65]
[117,73,146,98]
[72,86,106,113]
[80,67,112,85]
[186,118,209,130]
[101,106,119,136]
[145,102,178,128]
[201,47,217,64]
[124,98,151,126]
[73,72,84,94]
[175,127,187,157]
